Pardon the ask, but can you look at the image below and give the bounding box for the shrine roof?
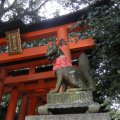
[0,0,110,38]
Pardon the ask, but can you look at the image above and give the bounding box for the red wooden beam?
[69,38,95,52]
[2,37,86,71]
[3,86,13,93]
[4,71,55,85]
[0,38,95,63]
[2,37,79,70]
[0,45,47,63]
[26,92,48,98]
[4,59,50,71]
[3,52,86,73]
[0,23,77,46]
[3,79,55,93]
[3,51,82,72]
[0,38,7,46]
[19,80,55,92]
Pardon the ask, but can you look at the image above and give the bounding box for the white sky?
[2,0,87,22]
[38,0,87,20]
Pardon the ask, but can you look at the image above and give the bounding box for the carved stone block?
[47,90,93,105]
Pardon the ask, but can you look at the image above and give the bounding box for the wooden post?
[0,69,7,103]
[18,96,28,120]
[57,27,71,61]
[57,27,72,92]
[27,97,37,115]
[0,83,3,103]
[6,89,19,120]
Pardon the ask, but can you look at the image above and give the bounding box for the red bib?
[53,55,72,71]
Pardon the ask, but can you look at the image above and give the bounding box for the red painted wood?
[18,96,28,120]
[29,66,35,74]
[0,45,47,63]
[0,23,76,46]
[4,71,55,84]
[19,80,55,92]
[0,84,3,103]
[3,80,55,93]
[69,38,95,52]
[57,27,71,61]
[4,59,50,71]
[27,93,47,99]
[57,27,71,92]
[0,69,7,103]
[27,97,37,115]
[0,38,95,65]
[6,90,19,120]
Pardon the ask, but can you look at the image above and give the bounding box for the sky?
[2,0,87,22]
[38,0,87,20]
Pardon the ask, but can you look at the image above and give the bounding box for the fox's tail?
[78,52,96,91]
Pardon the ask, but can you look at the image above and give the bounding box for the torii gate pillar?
[18,96,28,120]
[27,97,37,115]
[57,27,71,61]
[6,89,19,120]
[0,69,7,103]
[0,84,4,103]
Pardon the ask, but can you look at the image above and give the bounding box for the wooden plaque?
[6,29,22,55]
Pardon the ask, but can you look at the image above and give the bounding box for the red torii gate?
[0,21,95,120]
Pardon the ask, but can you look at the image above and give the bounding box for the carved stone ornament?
[6,29,22,55]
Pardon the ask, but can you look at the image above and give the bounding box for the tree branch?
[32,0,49,12]
[0,0,5,10]
[5,0,16,12]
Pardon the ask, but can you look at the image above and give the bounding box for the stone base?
[47,90,93,104]
[47,102,100,114]
[25,113,111,120]
[38,90,100,114]
[44,90,100,114]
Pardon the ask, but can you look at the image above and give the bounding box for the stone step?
[26,113,111,120]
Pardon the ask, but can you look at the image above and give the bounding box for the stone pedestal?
[45,89,100,114]
[25,89,111,120]
[25,113,111,120]
[47,90,93,104]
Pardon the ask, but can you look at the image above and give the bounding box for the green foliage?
[110,107,120,120]
[76,0,120,119]
[1,93,11,108]
[23,36,56,48]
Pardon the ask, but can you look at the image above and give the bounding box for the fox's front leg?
[49,69,63,93]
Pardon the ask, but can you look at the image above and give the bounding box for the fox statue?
[46,41,96,93]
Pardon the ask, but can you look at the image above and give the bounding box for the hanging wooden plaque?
[6,29,22,55]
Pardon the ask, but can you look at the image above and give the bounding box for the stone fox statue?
[46,41,96,93]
